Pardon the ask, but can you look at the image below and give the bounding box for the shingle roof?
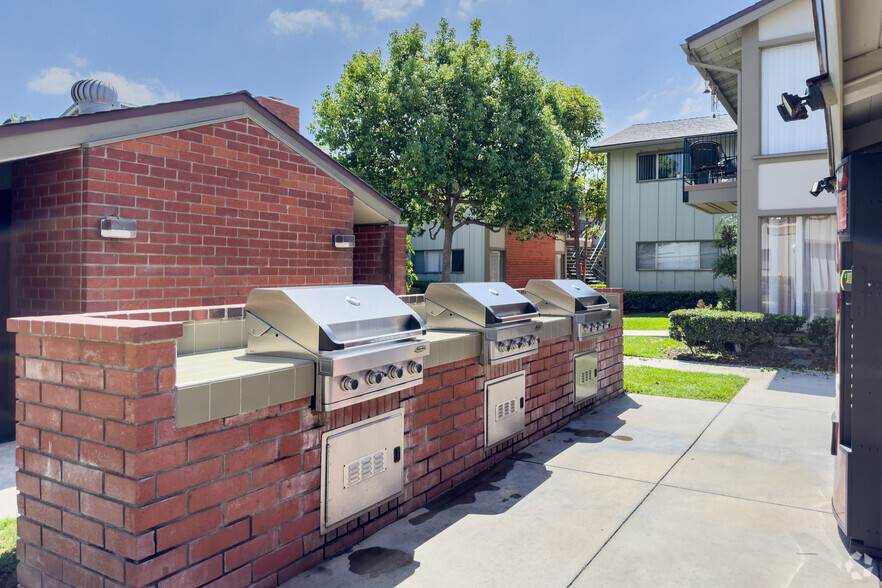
[592,115,736,150]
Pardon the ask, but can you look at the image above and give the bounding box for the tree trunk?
[442,218,455,282]
[572,210,581,281]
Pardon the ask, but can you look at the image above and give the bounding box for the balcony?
[682,131,738,214]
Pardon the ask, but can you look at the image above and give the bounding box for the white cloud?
[457,0,486,17]
[627,108,651,124]
[361,0,424,20]
[269,8,335,35]
[88,71,179,105]
[67,53,88,69]
[27,66,79,95]
[27,66,179,106]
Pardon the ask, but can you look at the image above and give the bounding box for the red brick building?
[0,91,407,438]
[505,231,558,288]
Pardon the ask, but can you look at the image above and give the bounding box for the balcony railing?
[683,131,738,187]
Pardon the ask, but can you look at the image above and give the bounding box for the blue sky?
[1,0,745,141]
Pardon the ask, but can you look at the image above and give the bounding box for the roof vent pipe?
[71,79,119,114]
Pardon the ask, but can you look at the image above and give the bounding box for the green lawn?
[0,518,16,573]
[624,365,748,402]
[624,336,687,359]
[622,313,670,331]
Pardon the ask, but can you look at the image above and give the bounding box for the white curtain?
[761,215,835,318]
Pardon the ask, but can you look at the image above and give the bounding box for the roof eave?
[0,92,401,224]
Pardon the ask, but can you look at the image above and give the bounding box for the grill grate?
[496,398,518,422]
[343,449,387,488]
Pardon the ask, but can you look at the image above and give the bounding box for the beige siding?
[606,141,729,293]
[411,224,487,283]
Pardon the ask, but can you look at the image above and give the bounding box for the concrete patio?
[283,361,879,587]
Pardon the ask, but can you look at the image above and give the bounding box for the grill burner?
[524,279,612,341]
[424,282,541,365]
[245,285,429,411]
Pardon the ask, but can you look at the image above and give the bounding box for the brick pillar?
[505,231,556,289]
[10,315,182,587]
[353,224,407,295]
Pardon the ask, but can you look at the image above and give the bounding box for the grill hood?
[245,285,425,355]
[524,279,609,315]
[424,282,539,328]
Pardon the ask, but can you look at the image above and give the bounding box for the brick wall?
[11,305,623,587]
[11,150,87,316]
[11,118,359,316]
[505,232,556,289]
[352,225,407,295]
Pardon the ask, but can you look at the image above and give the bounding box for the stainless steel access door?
[484,371,526,448]
[574,351,598,405]
[320,408,404,534]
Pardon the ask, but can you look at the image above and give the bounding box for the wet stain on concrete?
[563,438,575,444]
[512,451,534,460]
[409,459,516,526]
[563,428,633,442]
[348,547,417,578]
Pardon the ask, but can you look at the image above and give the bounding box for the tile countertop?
[176,348,311,387]
[175,316,575,386]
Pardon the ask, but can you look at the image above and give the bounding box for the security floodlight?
[777,74,831,123]
[778,92,808,121]
[809,176,836,197]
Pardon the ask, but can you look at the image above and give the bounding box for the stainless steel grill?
[245,285,429,411]
[524,279,612,341]
[424,282,541,365]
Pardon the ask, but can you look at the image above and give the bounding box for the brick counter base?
[9,308,623,587]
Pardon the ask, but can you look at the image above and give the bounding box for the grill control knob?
[365,371,384,385]
[524,336,535,346]
[514,338,524,349]
[387,366,404,380]
[407,361,423,375]
[340,376,359,391]
[497,341,508,352]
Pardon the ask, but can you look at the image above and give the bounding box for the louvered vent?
[496,398,518,422]
[580,370,592,385]
[343,449,387,488]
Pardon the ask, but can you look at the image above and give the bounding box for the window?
[637,152,684,181]
[761,215,835,318]
[761,42,826,154]
[637,241,718,270]
[412,250,464,274]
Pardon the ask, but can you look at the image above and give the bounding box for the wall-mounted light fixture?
[333,234,355,248]
[809,176,836,197]
[777,73,835,122]
[99,216,137,239]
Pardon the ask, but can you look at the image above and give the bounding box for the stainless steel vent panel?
[321,409,404,534]
[574,350,598,405]
[485,371,526,447]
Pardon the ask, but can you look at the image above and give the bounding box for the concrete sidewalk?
[284,364,878,587]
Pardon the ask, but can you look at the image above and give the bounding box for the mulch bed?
[670,346,833,372]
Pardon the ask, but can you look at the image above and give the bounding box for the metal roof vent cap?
[71,79,119,114]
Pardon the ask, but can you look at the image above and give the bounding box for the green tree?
[311,19,570,281]
[544,82,605,282]
[712,215,737,309]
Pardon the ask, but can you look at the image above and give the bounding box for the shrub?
[806,316,835,350]
[717,287,736,310]
[669,309,771,351]
[765,314,806,352]
[408,279,435,294]
[624,291,718,313]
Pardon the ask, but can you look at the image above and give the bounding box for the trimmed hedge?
[807,316,835,350]
[669,309,807,352]
[624,291,718,313]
